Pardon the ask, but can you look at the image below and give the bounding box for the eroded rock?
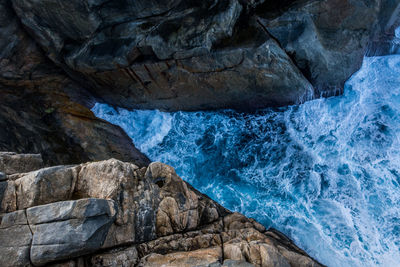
[10,0,397,111]
[0,155,323,266]
[138,247,222,267]
[27,198,117,266]
[0,152,43,174]
[258,0,400,96]
[15,165,79,210]
[0,210,32,267]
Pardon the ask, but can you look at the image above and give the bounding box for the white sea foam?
[93,54,400,266]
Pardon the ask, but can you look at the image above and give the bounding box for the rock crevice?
[0,154,324,267]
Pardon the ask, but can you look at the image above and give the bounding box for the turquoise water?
[93,54,400,266]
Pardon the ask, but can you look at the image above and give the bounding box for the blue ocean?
[93,50,400,266]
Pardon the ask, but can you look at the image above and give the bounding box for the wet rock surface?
[0,154,323,267]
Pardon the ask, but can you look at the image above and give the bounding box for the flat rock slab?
[27,198,117,266]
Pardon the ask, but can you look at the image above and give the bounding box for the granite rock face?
[257,0,396,95]
[0,0,149,166]
[28,198,117,266]
[0,154,324,267]
[8,0,399,111]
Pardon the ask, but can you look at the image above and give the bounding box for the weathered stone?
[46,258,85,267]
[138,230,222,257]
[258,243,291,267]
[9,0,399,111]
[0,210,32,267]
[258,0,399,96]
[27,198,117,266]
[222,259,255,267]
[75,159,140,247]
[89,246,138,267]
[14,165,79,210]
[138,247,222,267]
[0,0,150,168]
[75,159,138,200]
[0,152,43,174]
[148,162,226,238]
[0,171,6,181]
[0,180,16,213]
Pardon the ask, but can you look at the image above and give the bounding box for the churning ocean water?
[93,54,400,266]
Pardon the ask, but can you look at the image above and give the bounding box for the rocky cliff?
[0,0,399,266]
[0,152,323,267]
[5,0,400,112]
[1,0,399,162]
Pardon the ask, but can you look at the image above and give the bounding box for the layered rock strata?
[7,0,400,111]
[0,153,323,267]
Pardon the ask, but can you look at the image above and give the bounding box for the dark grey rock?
[0,1,150,168]
[0,172,6,181]
[0,152,43,175]
[222,260,255,267]
[258,0,399,96]
[27,198,117,266]
[0,180,16,213]
[0,210,32,267]
[367,0,400,56]
[10,0,400,111]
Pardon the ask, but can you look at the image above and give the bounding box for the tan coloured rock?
[90,246,138,267]
[75,159,138,200]
[75,159,140,247]
[0,155,323,267]
[139,247,222,267]
[149,162,225,238]
[14,165,79,210]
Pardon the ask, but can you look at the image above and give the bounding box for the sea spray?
[93,55,400,266]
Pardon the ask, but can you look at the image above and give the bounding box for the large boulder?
[0,155,324,266]
[14,165,79,209]
[27,198,117,266]
[9,0,398,111]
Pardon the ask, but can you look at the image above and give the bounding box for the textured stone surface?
[0,0,149,167]
[0,171,6,181]
[0,155,324,266]
[258,0,400,96]
[222,260,255,267]
[89,247,139,267]
[138,247,222,267]
[15,165,79,210]
[0,152,43,174]
[0,180,16,213]
[8,0,398,111]
[27,198,117,266]
[0,210,32,267]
